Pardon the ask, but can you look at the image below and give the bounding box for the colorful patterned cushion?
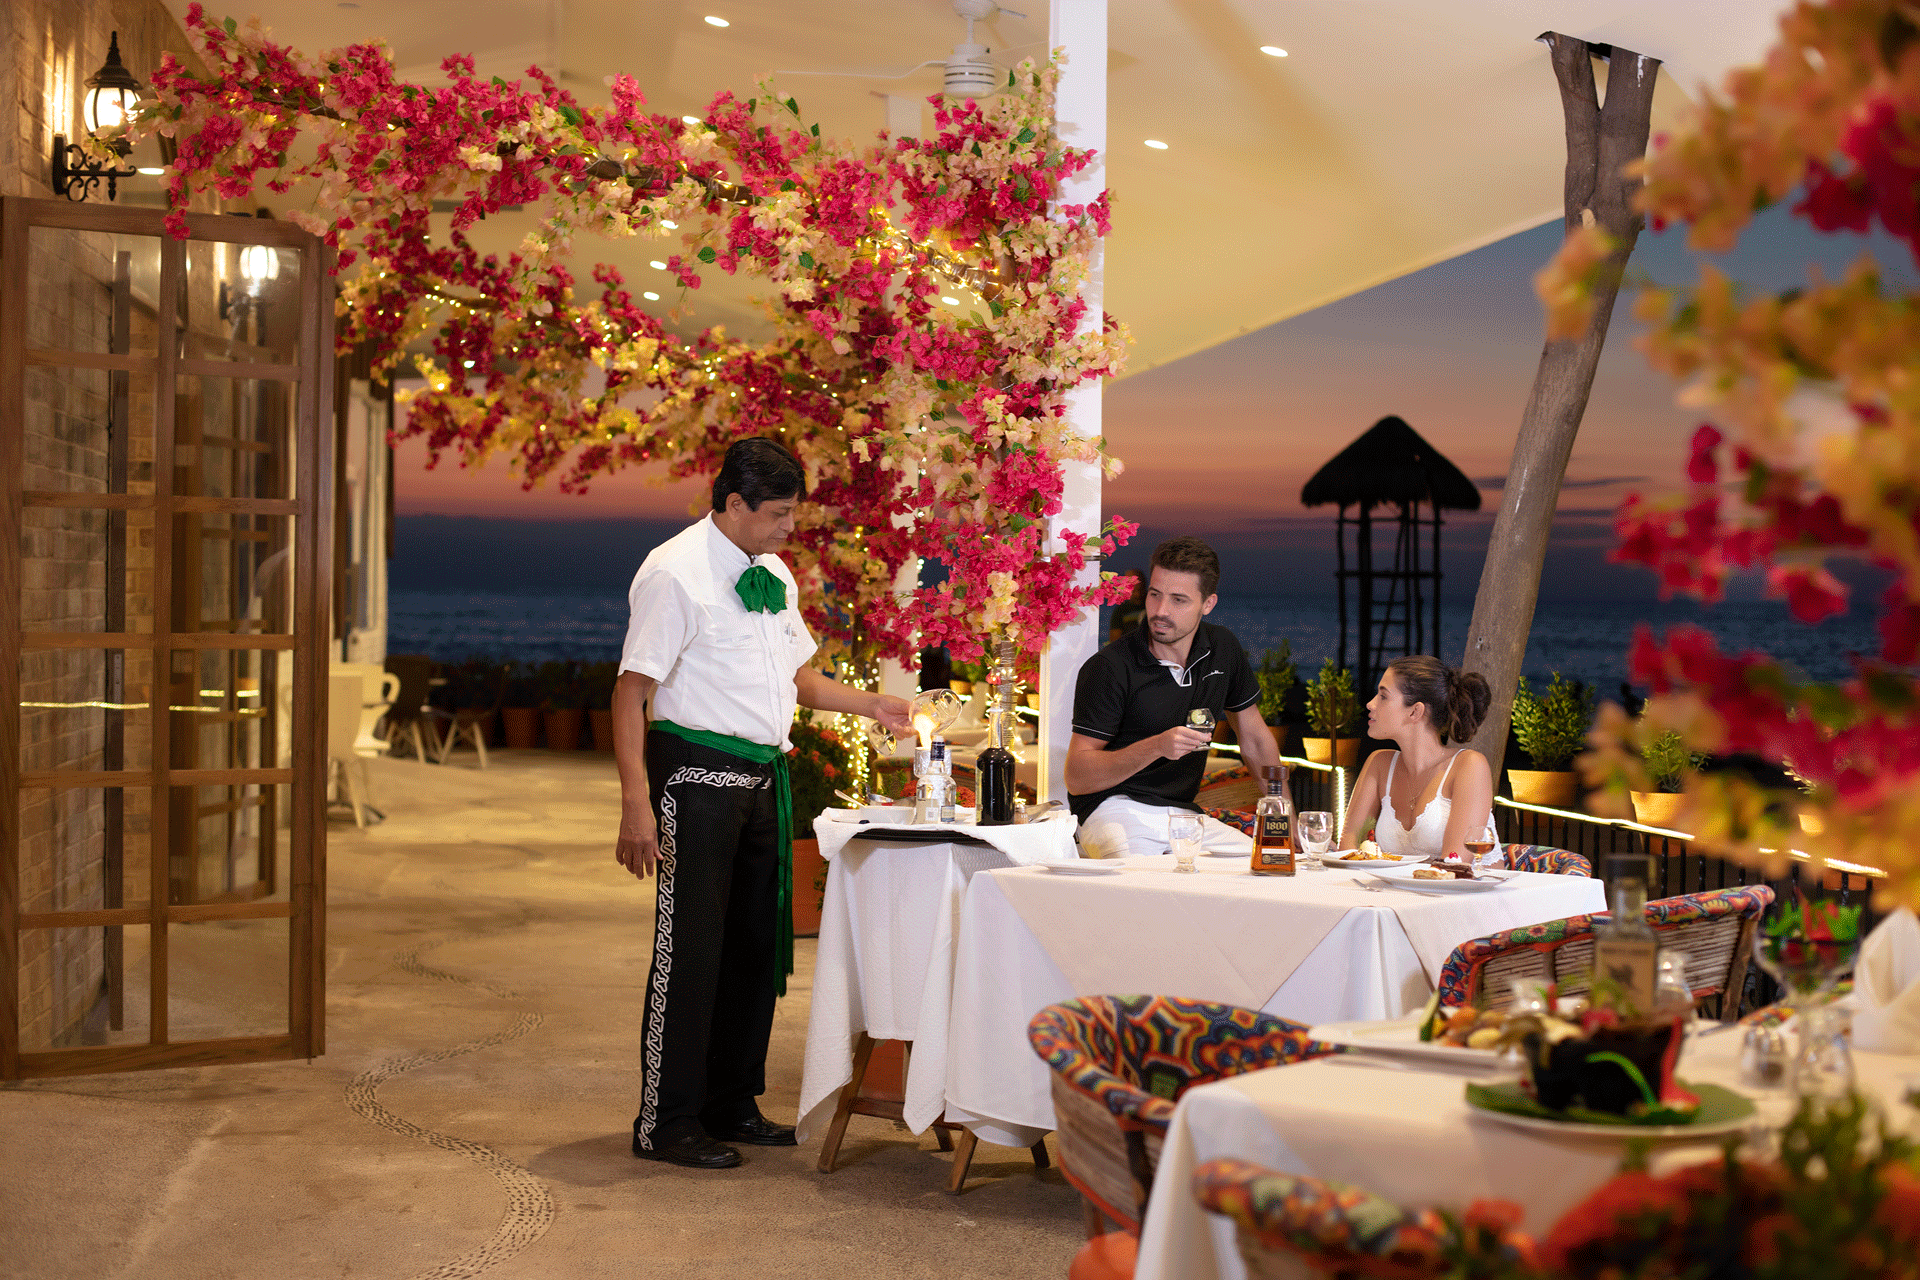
[1505,844,1592,878]
[1433,884,1776,1009]
[1028,996,1339,1135]
[1204,806,1257,837]
[1194,1158,1537,1278]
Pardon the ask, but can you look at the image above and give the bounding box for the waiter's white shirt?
[619,513,818,751]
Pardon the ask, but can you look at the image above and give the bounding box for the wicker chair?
[1193,1158,1536,1280]
[1195,764,1259,811]
[1504,844,1591,878]
[1433,884,1775,1017]
[1027,996,1339,1238]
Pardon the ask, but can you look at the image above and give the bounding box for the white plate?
[1324,850,1415,869]
[1045,861,1124,876]
[1370,864,1513,892]
[1308,1015,1507,1068]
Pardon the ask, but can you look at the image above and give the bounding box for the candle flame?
[913,713,934,750]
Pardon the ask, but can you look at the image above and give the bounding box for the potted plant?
[1631,729,1701,828]
[583,661,618,752]
[786,709,854,938]
[949,657,985,698]
[537,659,584,751]
[1303,660,1361,768]
[500,661,541,749]
[1509,673,1594,808]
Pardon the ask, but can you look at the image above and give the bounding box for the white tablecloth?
[794,818,1081,1142]
[1134,1030,1920,1280]
[940,859,1607,1148]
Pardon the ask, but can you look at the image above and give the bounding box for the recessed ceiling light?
[1144,139,1168,150]
[661,219,677,229]
[940,296,959,305]
[704,14,729,27]
[649,260,668,270]
[1260,46,1288,57]
[682,115,702,125]
[136,166,166,175]
[643,291,660,301]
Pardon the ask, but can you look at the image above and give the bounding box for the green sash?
[650,718,794,997]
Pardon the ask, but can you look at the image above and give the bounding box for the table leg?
[945,1128,980,1195]
[816,1033,879,1174]
[1030,1138,1051,1170]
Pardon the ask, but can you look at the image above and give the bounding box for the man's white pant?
[1077,795,1254,859]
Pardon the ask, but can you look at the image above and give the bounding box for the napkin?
[1851,907,1920,1054]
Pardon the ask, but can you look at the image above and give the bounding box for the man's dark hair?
[1149,536,1221,599]
[712,437,806,513]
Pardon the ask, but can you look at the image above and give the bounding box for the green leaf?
[1009,515,1034,532]
[697,246,717,264]
[557,104,583,129]
[493,76,510,89]
[935,378,952,391]
[970,141,983,158]
[781,178,797,191]
[223,16,237,35]
[786,97,799,115]
[1015,127,1035,144]
[811,123,820,136]
[988,300,1005,318]
[797,251,815,269]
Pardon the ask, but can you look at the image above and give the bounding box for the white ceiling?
[157,0,1789,377]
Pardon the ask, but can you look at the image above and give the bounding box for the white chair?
[328,667,395,827]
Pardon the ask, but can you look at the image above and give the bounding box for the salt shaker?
[1741,1022,1788,1088]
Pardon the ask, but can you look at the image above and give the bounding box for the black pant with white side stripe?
[633,731,781,1150]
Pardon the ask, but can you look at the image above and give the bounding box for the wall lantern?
[52,33,146,202]
[220,222,283,323]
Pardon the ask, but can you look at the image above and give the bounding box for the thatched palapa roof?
[1299,415,1483,512]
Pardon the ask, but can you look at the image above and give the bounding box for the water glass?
[1297,811,1333,869]
[1169,813,1203,874]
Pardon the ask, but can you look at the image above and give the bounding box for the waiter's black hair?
[712,437,807,512]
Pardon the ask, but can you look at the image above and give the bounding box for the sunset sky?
[392,202,1916,601]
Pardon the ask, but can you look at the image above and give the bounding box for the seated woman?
[1344,656,1501,864]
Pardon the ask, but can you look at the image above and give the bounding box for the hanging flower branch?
[136,6,1137,668]
[1542,0,1920,905]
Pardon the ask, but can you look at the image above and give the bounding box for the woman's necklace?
[1393,745,1453,822]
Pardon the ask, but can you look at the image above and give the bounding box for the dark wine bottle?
[977,708,1016,825]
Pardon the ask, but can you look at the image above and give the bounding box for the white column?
[1037,0,1106,805]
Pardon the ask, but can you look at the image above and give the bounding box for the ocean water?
[388,588,1885,692]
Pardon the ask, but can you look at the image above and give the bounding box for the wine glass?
[1297,811,1333,870]
[1187,707,1217,738]
[1169,812,1203,874]
[1750,924,1861,1106]
[1463,838,1496,871]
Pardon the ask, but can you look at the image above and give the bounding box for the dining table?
[936,854,1608,1148]
[1132,1021,1920,1280]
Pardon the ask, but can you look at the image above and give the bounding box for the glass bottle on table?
[1250,765,1296,876]
[1593,853,1659,1011]
[977,706,1017,826]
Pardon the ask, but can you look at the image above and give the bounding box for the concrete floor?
[2,751,1082,1280]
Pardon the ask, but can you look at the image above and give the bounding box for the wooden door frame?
[0,197,332,1078]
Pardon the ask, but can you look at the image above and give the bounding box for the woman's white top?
[1373,750,1502,863]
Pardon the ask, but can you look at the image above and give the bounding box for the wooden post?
[1461,35,1660,765]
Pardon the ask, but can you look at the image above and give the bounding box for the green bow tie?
[735,563,786,614]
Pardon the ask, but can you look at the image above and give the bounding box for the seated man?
[1066,536,1279,857]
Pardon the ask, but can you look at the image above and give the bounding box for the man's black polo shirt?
[1068,621,1261,823]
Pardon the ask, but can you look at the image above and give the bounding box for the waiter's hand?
[873,693,914,735]
[1156,725,1214,759]
[616,805,660,879]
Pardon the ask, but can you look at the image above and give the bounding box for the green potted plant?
[1303,659,1361,768]
[582,660,618,752]
[1509,673,1595,808]
[786,709,854,937]
[537,659,584,751]
[949,657,985,698]
[500,661,541,750]
[1256,643,1296,725]
[1632,729,1703,828]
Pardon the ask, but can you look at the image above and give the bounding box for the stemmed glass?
[1187,707,1217,738]
[1749,915,1861,1106]
[1169,813,1203,874]
[1297,811,1333,870]
[869,687,964,755]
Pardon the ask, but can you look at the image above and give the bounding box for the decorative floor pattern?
[344,940,556,1280]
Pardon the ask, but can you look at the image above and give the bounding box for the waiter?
[614,437,911,1169]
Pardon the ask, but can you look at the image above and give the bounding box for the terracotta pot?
[590,708,615,752]
[501,706,541,749]
[544,707,583,751]
[1630,790,1687,829]
[790,837,825,938]
[949,680,973,696]
[1302,737,1361,769]
[1509,769,1579,809]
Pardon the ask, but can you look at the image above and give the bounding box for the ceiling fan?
[779,0,1038,100]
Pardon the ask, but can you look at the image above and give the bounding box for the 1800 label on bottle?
[1261,814,1290,843]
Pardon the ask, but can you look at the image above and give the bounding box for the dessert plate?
[1371,864,1513,892]
[1045,861,1124,875]
[1325,850,1412,868]
[1307,1015,1506,1069]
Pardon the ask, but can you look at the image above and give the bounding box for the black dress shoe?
[704,1114,797,1146]
[632,1133,743,1168]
